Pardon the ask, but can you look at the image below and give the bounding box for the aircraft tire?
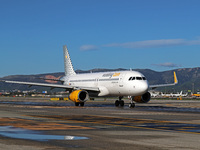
[119,100,124,107]
[80,102,84,107]
[115,100,120,107]
[129,103,135,108]
[75,102,80,106]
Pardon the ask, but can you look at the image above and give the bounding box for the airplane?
[181,92,188,97]
[161,92,172,98]
[149,91,160,97]
[171,91,183,97]
[0,45,178,108]
[163,91,188,97]
[192,92,200,97]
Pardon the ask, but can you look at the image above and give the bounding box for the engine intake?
[133,92,151,103]
[69,90,89,103]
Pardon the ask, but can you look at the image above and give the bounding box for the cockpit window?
[136,77,142,80]
[142,77,146,80]
[129,77,136,80]
[129,76,146,81]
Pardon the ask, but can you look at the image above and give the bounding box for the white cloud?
[80,45,99,51]
[152,62,181,68]
[80,38,200,51]
[104,39,194,49]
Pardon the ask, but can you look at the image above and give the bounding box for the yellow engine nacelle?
[132,92,151,103]
[69,90,89,103]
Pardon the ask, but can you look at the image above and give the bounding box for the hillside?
[0,67,200,92]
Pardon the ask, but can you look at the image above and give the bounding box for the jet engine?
[132,92,151,103]
[69,90,89,103]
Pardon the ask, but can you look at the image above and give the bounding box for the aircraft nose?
[137,82,149,95]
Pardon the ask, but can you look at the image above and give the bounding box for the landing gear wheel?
[115,100,120,107]
[80,102,84,107]
[119,100,124,107]
[129,103,135,108]
[75,102,80,106]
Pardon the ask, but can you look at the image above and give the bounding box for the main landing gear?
[115,96,124,107]
[75,102,85,107]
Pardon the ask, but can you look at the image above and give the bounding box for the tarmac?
[0,97,200,150]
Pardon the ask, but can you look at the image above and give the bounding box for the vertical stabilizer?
[63,45,76,76]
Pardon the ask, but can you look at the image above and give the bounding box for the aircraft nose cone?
[137,82,148,95]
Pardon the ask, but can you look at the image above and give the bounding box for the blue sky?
[0,0,200,77]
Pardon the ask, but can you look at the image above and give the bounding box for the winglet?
[174,71,178,84]
[149,71,178,89]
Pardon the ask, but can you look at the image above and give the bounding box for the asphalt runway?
[0,97,200,150]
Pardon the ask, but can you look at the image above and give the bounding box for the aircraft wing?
[38,77,62,81]
[149,72,178,89]
[0,80,100,92]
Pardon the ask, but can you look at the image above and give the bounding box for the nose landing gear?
[129,96,135,108]
[128,103,135,108]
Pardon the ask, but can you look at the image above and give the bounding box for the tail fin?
[63,45,76,76]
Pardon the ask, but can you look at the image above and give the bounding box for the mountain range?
[0,67,200,93]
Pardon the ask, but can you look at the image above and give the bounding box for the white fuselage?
[62,71,149,97]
